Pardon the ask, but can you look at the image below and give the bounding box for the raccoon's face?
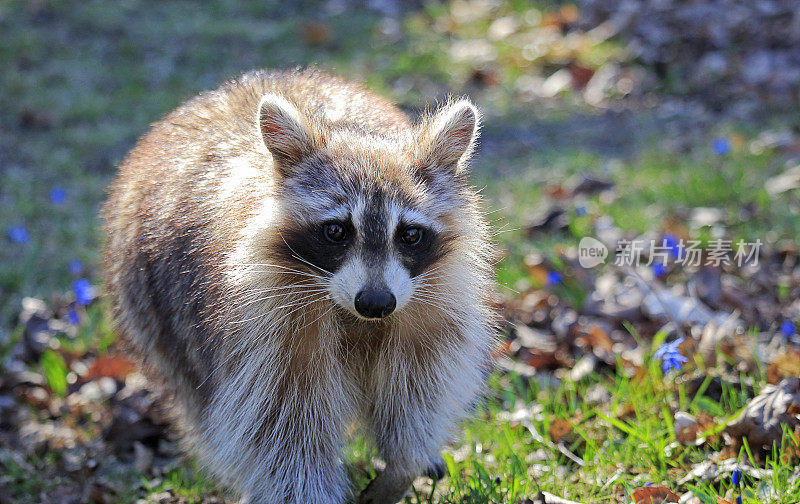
[257,93,479,320]
[283,194,451,319]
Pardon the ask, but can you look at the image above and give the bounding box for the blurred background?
[2,1,800,503]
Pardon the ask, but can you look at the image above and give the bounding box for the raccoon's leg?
[424,457,447,481]
[358,453,446,504]
[359,365,474,503]
[202,349,352,504]
[358,397,453,504]
[359,324,491,504]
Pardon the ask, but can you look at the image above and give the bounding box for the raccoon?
[101,68,496,504]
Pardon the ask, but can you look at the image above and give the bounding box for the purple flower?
[49,187,66,204]
[69,259,83,275]
[7,225,29,244]
[712,137,731,156]
[67,308,81,325]
[72,278,94,306]
[654,337,688,373]
[731,468,742,486]
[652,262,666,277]
[781,319,795,337]
[546,271,563,287]
[575,205,587,216]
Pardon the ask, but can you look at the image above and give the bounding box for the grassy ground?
[133,348,800,504]
[2,1,800,503]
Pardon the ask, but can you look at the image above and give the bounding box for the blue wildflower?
[781,319,795,337]
[652,262,666,278]
[67,308,80,325]
[7,225,29,244]
[546,271,563,287]
[654,337,689,373]
[69,259,83,275]
[663,234,682,258]
[72,278,94,306]
[731,468,742,486]
[712,137,731,156]
[575,205,587,217]
[49,187,66,204]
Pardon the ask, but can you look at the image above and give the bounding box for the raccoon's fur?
[101,68,496,504]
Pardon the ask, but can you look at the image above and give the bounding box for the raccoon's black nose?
[354,289,396,319]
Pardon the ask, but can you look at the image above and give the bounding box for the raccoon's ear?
[417,99,480,175]
[258,94,317,173]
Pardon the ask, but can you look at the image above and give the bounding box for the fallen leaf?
[569,63,595,90]
[549,418,573,443]
[767,350,800,385]
[470,68,500,87]
[84,355,135,382]
[632,486,680,503]
[525,349,562,369]
[674,411,699,444]
[765,164,800,195]
[524,254,550,284]
[559,4,579,24]
[642,286,735,327]
[724,377,800,450]
[586,325,613,352]
[525,206,569,234]
[533,490,587,504]
[569,174,614,196]
[299,21,332,46]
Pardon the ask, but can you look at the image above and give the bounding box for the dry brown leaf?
[549,418,573,443]
[469,68,500,87]
[696,412,720,444]
[524,255,549,286]
[559,4,579,24]
[299,21,332,46]
[525,349,561,369]
[617,399,637,421]
[586,325,613,352]
[631,486,680,503]
[84,355,135,382]
[544,184,569,199]
[767,350,800,385]
[569,63,595,90]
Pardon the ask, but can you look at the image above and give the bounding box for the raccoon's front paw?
[357,477,380,504]
[423,456,446,481]
[357,471,414,504]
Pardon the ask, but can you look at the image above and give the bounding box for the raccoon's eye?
[323,223,347,243]
[399,227,423,246]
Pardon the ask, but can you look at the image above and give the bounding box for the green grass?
[141,349,799,503]
[479,139,800,291]
[403,350,800,503]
